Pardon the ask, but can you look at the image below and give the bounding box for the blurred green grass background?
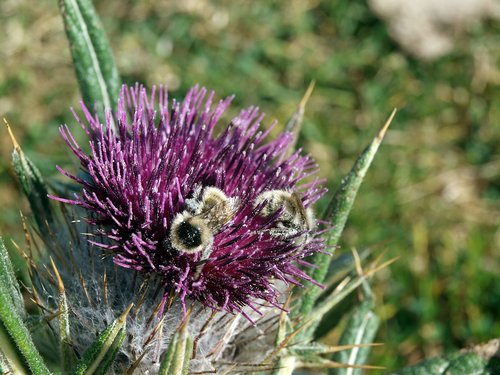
[1,0,499,371]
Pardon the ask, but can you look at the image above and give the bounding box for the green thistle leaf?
[0,240,51,375]
[72,304,132,375]
[159,315,193,375]
[393,339,500,375]
[49,258,77,373]
[6,120,54,231]
[294,109,396,321]
[0,300,29,375]
[330,300,381,375]
[0,236,30,374]
[92,328,126,375]
[0,237,24,318]
[58,0,120,122]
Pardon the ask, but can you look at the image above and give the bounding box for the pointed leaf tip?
[284,81,317,157]
[3,118,21,152]
[376,108,397,142]
[50,257,65,294]
[118,303,134,324]
[285,80,316,133]
[299,80,316,109]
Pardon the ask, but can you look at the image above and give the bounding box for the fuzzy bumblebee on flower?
[1,86,395,374]
[52,83,327,317]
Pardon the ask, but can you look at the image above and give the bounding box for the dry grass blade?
[262,316,316,364]
[284,81,316,156]
[298,358,385,370]
[192,311,217,359]
[317,342,384,354]
[124,349,149,375]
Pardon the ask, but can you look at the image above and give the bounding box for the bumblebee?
[170,186,238,254]
[254,189,315,239]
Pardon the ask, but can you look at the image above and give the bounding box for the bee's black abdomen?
[177,221,202,248]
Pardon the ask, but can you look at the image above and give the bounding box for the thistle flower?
[52,84,326,317]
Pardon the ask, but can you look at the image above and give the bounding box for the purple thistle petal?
[52,84,327,314]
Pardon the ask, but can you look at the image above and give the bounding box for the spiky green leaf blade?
[59,293,75,374]
[49,258,76,373]
[0,235,29,374]
[0,237,24,317]
[0,322,29,375]
[294,110,396,320]
[72,304,132,375]
[159,317,193,375]
[7,121,54,231]
[393,339,500,375]
[330,300,380,375]
[0,272,51,375]
[92,327,126,375]
[181,336,194,375]
[158,329,178,375]
[58,0,120,122]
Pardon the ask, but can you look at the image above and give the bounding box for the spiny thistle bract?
[51,84,327,317]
